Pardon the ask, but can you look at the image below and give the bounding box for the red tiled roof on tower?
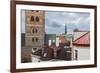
[73,32,90,46]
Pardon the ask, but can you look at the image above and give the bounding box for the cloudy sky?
[45,11,90,34]
[21,10,90,34]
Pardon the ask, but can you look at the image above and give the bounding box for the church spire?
[65,24,67,34]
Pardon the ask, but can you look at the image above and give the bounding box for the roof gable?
[73,32,90,46]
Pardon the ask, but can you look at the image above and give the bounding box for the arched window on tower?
[36,28,38,33]
[31,10,34,12]
[32,28,38,34]
[36,16,39,22]
[32,38,34,42]
[32,28,35,33]
[30,16,34,22]
[36,38,39,42]
[36,10,39,12]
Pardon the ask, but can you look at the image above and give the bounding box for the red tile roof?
[59,36,68,43]
[73,32,90,46]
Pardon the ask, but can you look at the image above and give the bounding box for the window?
[36,10,39,12]
[36,16,39,22]
[36,29,38,33]
[32,28,35,33]
[75,50,78,60]
[30,16,34,21]
[32,37,38,42]
[32,28,38,34]
[52,40,55,43]
[31,10,34,12]
[36,38,38,42]
[32,38,34,42]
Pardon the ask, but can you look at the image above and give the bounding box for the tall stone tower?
[25,10,45,50]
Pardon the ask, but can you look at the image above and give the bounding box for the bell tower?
[25,10,45,50]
